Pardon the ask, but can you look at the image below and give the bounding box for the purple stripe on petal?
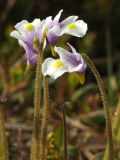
[23,39,37,53]
[47,32,60,45]
[55,45,87,74]
[77,62,87,73]
[21,31,42,64]
[60,52,80,68]
[24,45,37,64]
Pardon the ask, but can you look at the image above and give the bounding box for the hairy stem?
[82,54,114,160]
[0,99,9,160]
[40,76,49,160]
[116,124,120,158]
[31,45,42,160]
[113,97,120,137]
[62,104,68,160]
[33,38,49,160]
[113,97,120,158]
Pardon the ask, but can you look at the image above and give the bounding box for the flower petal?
[42,58,68,79]
[67,43,82,61]
[15,20,28,33]
[32,19,42,29]
[61,20,87,37]
[60,16,78,28]
[47,25,61,45]
[47,32,60,45]
[54,46,78,69]
[54,45,86,73]
[10,30,21,39]
[49,25,61,36]
[67,43,76,53]
[18,40,37,64]
[44,16,53,29]
[53,9,63,24]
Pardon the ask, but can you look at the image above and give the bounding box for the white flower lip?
[61,20,88,37]
[42,58,68,79]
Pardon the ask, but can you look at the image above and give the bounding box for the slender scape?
[33,39,50,160]
[82,54,114,160]
[0,99,9,160]
[62,103,68,160]
[40,76,49,160]
[31,41,42,160]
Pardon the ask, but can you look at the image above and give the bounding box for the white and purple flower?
[45,10,88,45]
[42,43,86,83]
[10,19,46,65]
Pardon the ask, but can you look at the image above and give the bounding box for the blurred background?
[0,0,120,159]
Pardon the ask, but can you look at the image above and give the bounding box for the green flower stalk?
[113,97,120,137]
[31,40,43,160]
[82,54,114,160]
[32,38,50,160]
[116,124,120,158]
[112,97,120,158]
[62,103,68,160]
[40,76,49,160]
[0,99,9,160]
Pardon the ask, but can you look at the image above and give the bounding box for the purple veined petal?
[77,61,87,73]
[22,34,36,53]
[67,43,82,61]
[10,19,46,66]
[68,58,86,73]
[54,46,79,68]
[54,45,87,73]
[22,29,43,50]
[47,25,61,45]
[19,40,37,65]
[47,32,60,46]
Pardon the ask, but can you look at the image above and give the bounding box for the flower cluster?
[10,10,87,81]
